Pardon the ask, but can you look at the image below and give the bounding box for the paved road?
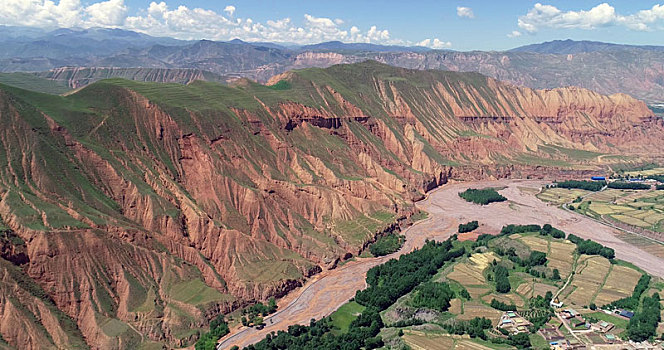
[218,179,664,349]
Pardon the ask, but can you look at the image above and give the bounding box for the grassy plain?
[330,301,365,333]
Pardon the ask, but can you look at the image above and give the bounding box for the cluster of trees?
[246,236,466,350]
[442,317,493,339]
[555,180,605,191]
[526,266,558,279]
[472,233,494,249]
[458,188,507,205]
[627,293,661,342]
[603,276,659,342]
[495,247,547,271]
[540,224,566,239]
[501,223,565,241]
[368,232,404,257]
[490,298,517,311]
[607,182,650,190]
[388,319,424,328]
[245,308,384,350]
[195,315,230,350]
[551,268,561,280]
[526,251,548,267]
[568,234,615,259]
[605,274,651,310]
[458,286,471,300]
[500,224,542,235]
[630,275,651,302]
[526,292,555,331]
[355,238,465,309]
[657,184,664,190]
[493,265,511,293]
[458,220,479,233]
[241,298,277,327]
[489,333,532,349]
[410,282,455,312]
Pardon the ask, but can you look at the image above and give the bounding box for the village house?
[497,311,532,335]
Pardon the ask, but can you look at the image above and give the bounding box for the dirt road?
[218,179,664,349]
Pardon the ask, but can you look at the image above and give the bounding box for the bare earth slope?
[0,61,662,349]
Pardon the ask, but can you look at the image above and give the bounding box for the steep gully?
[218,179,664,349]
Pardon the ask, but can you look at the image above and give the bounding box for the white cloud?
[507,30,522,38]
[518,2,664,33]
[431,38,452,49]
[85,0,127,27]
[0,0,82,28]
[0,0,452,47]
[416,38,452,49]
[457,6,474,19]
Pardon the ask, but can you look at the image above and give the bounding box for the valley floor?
[217,179,664,349]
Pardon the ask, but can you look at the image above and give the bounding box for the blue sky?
[3,1,664,50]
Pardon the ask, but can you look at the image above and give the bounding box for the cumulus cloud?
[507,30,522,38]
[0,0,452,47]
[223,5,235,16]
[0,0,82,28]
[518,2,664,32]
[416,38,452,49]
[86,0,127,27]
[457,6,474,19]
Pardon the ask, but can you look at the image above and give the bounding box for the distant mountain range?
[0,26,186,60]
[511,39,664,54]
[1,26,664,104]
[300,40,432,52]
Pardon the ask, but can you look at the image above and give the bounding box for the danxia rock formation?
[0,61,661,349]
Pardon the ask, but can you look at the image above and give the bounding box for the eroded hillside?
[0,61,661,349]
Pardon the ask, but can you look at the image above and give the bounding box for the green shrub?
[458,220,479,233]
[369,233,404,257]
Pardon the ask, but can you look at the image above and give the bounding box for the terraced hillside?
[0,61,662,349]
